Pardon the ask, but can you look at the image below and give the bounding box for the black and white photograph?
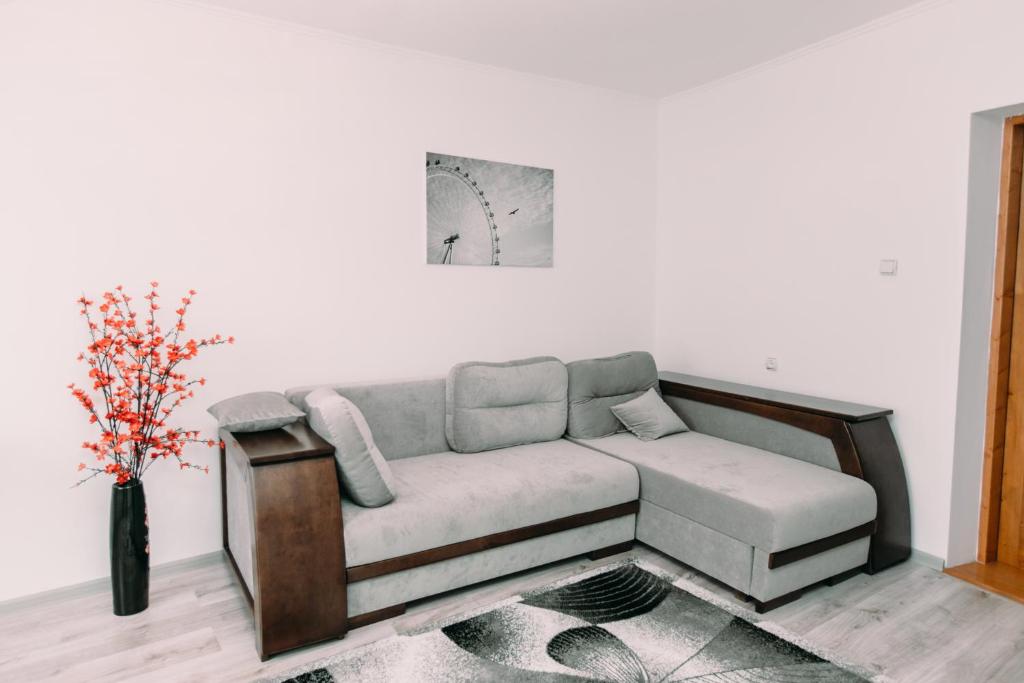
[426,152,553,267]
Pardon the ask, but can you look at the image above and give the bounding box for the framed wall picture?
[426,152,553,267]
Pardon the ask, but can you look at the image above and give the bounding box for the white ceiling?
[192,0,925,97]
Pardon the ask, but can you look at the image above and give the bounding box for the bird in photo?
[508,208,520,215]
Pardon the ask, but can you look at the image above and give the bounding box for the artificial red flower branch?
[70,283,233,486]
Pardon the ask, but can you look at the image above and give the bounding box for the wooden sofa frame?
[222,372,911,658]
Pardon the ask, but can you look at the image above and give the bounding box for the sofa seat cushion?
[342,439,640,567]
[572,432,876,552]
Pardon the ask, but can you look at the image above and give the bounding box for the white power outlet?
[765,357,778,371]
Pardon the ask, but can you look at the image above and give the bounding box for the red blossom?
[70,284,232,487]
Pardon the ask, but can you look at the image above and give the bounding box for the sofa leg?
[825,565,866,587]
[347,603,407,630]
[733,590,753,603]
[753,589,802,613]
[587,541,634,561]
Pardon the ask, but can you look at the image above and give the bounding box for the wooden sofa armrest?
[659,371,911,574]
[221,422,347,660]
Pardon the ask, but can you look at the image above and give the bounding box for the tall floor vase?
[110,480,149,616]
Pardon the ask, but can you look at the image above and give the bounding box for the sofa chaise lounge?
[219,352,910,660]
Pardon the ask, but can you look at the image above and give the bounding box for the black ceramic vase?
[110,479,149,616]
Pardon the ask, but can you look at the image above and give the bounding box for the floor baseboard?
[0,550,223,613]
[909,547,945,571]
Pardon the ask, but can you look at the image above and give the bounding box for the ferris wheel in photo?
[426,157,501,266]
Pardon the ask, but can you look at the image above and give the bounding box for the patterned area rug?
[269,562,877,682]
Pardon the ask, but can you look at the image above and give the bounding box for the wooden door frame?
[979,115,1024,562]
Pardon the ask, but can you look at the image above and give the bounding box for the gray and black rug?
[271,562,877,682]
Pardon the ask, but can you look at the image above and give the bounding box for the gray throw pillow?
[207,391,305,432]
[305,388,396,508]
[610,388,689,441]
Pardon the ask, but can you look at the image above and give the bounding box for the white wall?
[655,0,1024,563]
[8,0,1019,602]
[0,0,657,602]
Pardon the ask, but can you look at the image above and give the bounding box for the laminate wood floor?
[1,546,1023,682]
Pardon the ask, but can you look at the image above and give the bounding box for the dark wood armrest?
[221,423,347,660]
[230,421,335,465]
[659,371,911,573]
[659,371,891,422]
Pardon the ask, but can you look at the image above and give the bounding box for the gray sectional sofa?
[220,352,910,659]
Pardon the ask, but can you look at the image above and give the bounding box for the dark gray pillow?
[611,388,689,441]
[566,351,659,439]
[207,391,305,432]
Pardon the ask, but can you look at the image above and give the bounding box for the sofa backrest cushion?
[566,351,659,439]
[445,356,568,453]
[664,395,842,471]
[305,388,396,507]
[286,377,447,460]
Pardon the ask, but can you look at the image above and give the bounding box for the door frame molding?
[980,115,1024,562]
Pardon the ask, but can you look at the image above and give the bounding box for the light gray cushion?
[572,431,876,552]
[286,378,447,461]
[305,388,396,508]
[206,391,305,432]
[341,439,639,566]
[445,356,568,453]
[566,351,659,439]
[610,388,689,441]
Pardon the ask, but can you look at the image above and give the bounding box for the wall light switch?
[765,357,778,371]
[880,259,898,275]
